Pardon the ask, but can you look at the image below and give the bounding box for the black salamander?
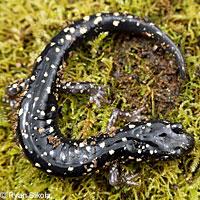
[7,12,195,186]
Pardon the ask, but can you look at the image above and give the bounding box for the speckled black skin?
[7,13,194,183]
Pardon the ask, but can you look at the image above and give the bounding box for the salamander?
[6,12,195,186]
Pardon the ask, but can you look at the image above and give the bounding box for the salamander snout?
[170,122,195,156]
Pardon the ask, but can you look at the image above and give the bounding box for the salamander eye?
[171,123,183,133]
[159,133,167,137]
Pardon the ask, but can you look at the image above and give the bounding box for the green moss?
[0,0,200,199]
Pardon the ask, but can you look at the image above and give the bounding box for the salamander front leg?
[6,78,29,97]
[106,107,147,131]
[57,81,108,107]
[109,162,139,186]
[4,78,30,108]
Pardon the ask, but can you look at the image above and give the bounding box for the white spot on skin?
[136,158,142,162]
[136,22,140,26]
[43,152,48,156]
[79,142,84,148]
[27,94,31,98]
[55,47,60,53]
[40,110,45,116]
[87,168,92,172]
[22,133,28,139]
[35,163,41,168]
[46,57,49,61]
[146,122,151,127]
[99,142,105,148]
[12,83,18,88]
[93,16,102,24]
[122,137,127,142]
[51,106,56,112]
[83,155,88,159]
[34,97,39,101]
[65,34,72,40]
[70,27,75,33]
[31,75,36,81]
[113,21,120,26]
[128,124,135,129]
[138,149,142,154]
[129,156,134,159]
[44,72,48,77]
[68,166,74,171]
[48,163,51,166]
[164,156,169,159]
[19,108,23,116]
[60,38,64,43]
[20,82,25,87]
[80,27,87,34]
[46,87,51,94]
[37,56,42,62]
[150,150,154,155]
[49,126,54,133]
[50,64,56,69]
[109,149,115,155]
[50,42,55,46]
[63,27,69,32]
[90,164,94,168]
[113,12,119,16]
[49,150,54,156]
[47,169,52,173]
[74,149,79,154]
[86,146,91,152]
[83,16,90,21]
[46,119,52,124]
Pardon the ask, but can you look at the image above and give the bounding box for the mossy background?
[0,0,200,199]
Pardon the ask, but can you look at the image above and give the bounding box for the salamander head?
[126,120,195,161]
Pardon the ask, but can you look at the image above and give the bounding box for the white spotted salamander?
[6,12,195,186]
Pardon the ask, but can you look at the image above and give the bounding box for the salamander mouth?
[182,134,195,154]
[171,134,195,158]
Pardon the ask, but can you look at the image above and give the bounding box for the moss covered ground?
[0,0,199,199]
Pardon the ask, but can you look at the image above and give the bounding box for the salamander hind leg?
[57,81,108,107]
[4,78,30,109]
[109,162,139,186]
